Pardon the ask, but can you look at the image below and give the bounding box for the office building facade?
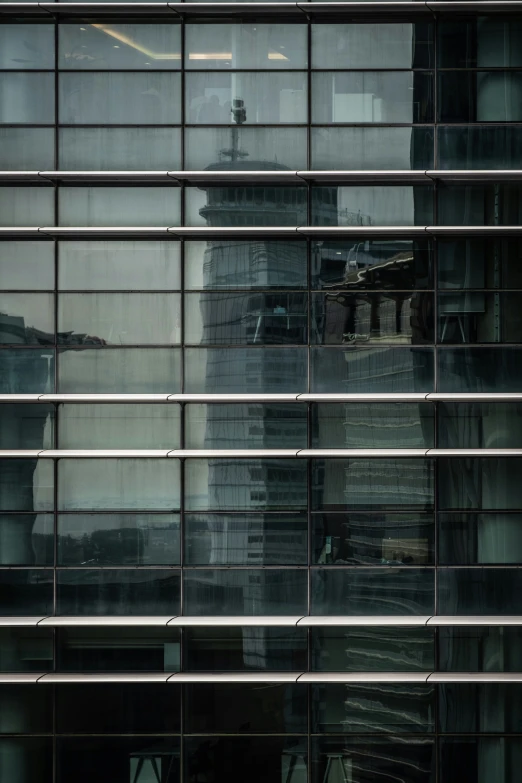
[1,5,522,782]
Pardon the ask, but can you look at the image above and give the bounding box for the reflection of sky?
[337,186,416,227]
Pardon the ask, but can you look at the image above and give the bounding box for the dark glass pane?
[438,184,522,225]
[440,737,521,783]
[184,127,307,170]
[438,347,522,393]
[185,23,307,69]
[311,347,434,393]
[313,512,434,565]
[312,403,434,448]
[438,239,522,289]
[438,18,522,67]
[439,684,522,733]
[0,570,53,615]
[58,404,180,449]
[438,403,522,449]
[185,737,306,783]
[312,459,434,510]
[0,241,54,291]
[0,24,54,68]
[185,514,307,565]
[57,514,180,565]
[438,568,522,614]
[184,683,306,733]
[0,459,53,511]
[312,627,434,671]
[184,627,307,671]
[311,126,434,170]
[0,404,53,449]
[0,295,54,345]
[312,683,435,732]
[311,186,433,227]
[438,125,522,169]
[439,458,522,510]
[59,127,182,170]
[185,459,307,511]
[185,347,307,393]
[57,627,180,672]
[311,568,435,615]
[0,686,52,732]
[185,185,307,227]
[0,349,54,393]
[0,737,52,783]
[439,627,522,672]
[0,514,54,566]
[439,71,522,122]
[311,239,432,290]
[185,403,307,449]
[183,569,307,615]
[59,23,181,69]
[439,513,522,565]
[0,128,54,170]
[439,292,522,344]
[185,240,307,290]
[58,187,180,227]
[0,627,53,672]
[56,569,181,615]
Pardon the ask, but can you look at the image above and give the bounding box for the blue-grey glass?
[311,23,434,68]
[185,737,306,783]
[312,126,434,170]
[438,347,522,393]
[0,514,54,566]
[0,187,54,227]
[59,127,182,170]
[0,73,54,123]
[0,570,53,615]
[185,185,307,227]
[313,513,434,565]
[310,347,434,393]
[185,240,307,289]
[311,567,435,615]
[311,239,433,290]
[439,292,522,344]
[58,293,181,345]
[0,128,54,170]
[311,737,434,783]
[312,292,434,346]
[59,72,181,124]
[439,19,522,67]
[0,405,53,449]
[59,23,181,69]
[312,403,434,449]
[58,404,180,449]
[0,24,54,68]
[439,513,522,565]
[184,513,307,565]
[185,459,307,511]
[57,514,180,565]
[311,185,433,226]
[58,186,180,227]
[56,737,180,783]
[185,683,306,733]
[58,459,180,511]
[439,71,522,122]
[311,627,434,671]
[185,23,307,69]
[439,458,522,510]
[184,127,308,170]
[439,684,522,733]
[312,72,433,124]
[185,403,307,449]
[55,684,180,733]
[439,627,522,672]
[56,626,180,672]
[58,347,181,393]
[438,184,522,225]
[183,568,307,615]
[56,569,181,616]
[0,242,54,290]
[185,292,308,345]
[59,240,180,291]
[439,568,522,614]
[0,686,52,733]
[184,347,307,393]
[438,403,522,449]
[0,459,53,512]
[0,627,53,672]
[438,239,522,289]
[184,626,307,671]
[186,72,307,124]
[0,738,52,783]
[440,737,522,783]
[0,294,54,345]
[312,683,435,732]
[0,350,55,393]
[438,125,522,169]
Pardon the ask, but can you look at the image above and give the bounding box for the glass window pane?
[439,458,522,510]
[437,403,522,449]
[438,125,522,169]
[439,18,522,67]
[312,185,434,226]
[59,23,181,69]
[0,188,54,227]
[186,72,307,123]
[59,72,181,124]
[0,73,54,123]
[0,514,53,566]
[186,292,308,345]
[186,23,307,69]
[0,294,54,345]
[186,403,307,449]
[438,347,522,393]
[184,626,307,671]
[312,126,434,170]
[0,570,53,615]
[438,184,522,225]
[0,685,52,733]
[312,23,434,69]
[0,404,53,449]
[58,187,180,227]
[438,239,522,289]
[0,627,53,671]
[311,627,434,671]
[58,347,181,393]
[312,737,434,783]
[0,242,54,291]
[57,569,181,616]
[185,185,307,227]
[185,459,307,511]
[185,737,306,783]
[0,459,53,512]
[439,568,522,614]
[0,349,55,394]
[439,292,522,344]
[58,459,180,511]
[312,403,434,448]
[57,513,180,565]
[439,684,522,733]
[0,24,54,68]
[439,513,522,565]
[439,627,522,671]
[185,240,307,289]
[0,128,55,170]
[59,127,181,170]
[440,737,522,783]
[58,404,180,449]
[183,568,307,615]
[184,127,307,170]
[439,72,522,122]
[184,347,307,393]
[56,627,180,672]
[0,738,52,783]
[185,513,307,565]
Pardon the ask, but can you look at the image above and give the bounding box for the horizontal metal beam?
[0,448,522,458]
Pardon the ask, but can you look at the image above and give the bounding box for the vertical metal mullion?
[307,18,312,171]
[181,16,186,171]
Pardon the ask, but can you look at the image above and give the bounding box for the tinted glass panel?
[438,184,522,225]
[439,513,522,565]
[438,125,522,169]
[440,737,522,783]
[311,627,434,671]
[312,23,433,69]
[312,185,433,226]
[0,514,54,566]
[439,71,522,122]
[0,73,54,123]
[437,403,522,449]
[0,242,54,291]
[185,23,307,69]
[59,127,182,170]
[438,568,522,614]
[0,294,54,345]
[58,404,180,449]
[185,185,307,227]
[0,570,53,615]
[58,187,180,227]
[184,127,308,170]
[0,627,53,672]
[0,128,54,170]
[439,684,522,733]
[0,459,53,511]
[185,737,306,783]
[312,126,434,170]
[438,347,522,393]
[0,685,52,733]
[0,404,53,449]
[0,24,54,68]
[439,627,522,672]
[0,737,52,783]
[184,627,307,671]
[56,627,180,672]
[185,403,307,449]
[0,187,54,227]
[59,23,181,69]
[439,458,522,510]
[439,292,522,344]
[312,403,434,448]
[439,19,522,67]
[437,238,522,289]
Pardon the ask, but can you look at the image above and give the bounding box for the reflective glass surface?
[185,403,307,448]
[184,627,307,671]
[311,627,434,671]
[0,242,54,291]
[56,627,180,672]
